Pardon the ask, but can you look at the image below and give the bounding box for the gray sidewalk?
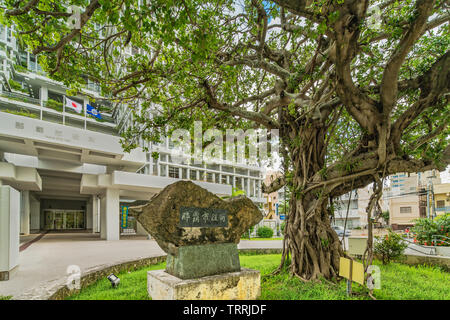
[0,232,283,299]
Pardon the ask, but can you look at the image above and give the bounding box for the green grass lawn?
[241,237,283,241]
[0,296,12,300]
[66,254,450,300]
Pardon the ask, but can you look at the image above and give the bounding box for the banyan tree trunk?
[283,192,344,280]
[278,114,344,280]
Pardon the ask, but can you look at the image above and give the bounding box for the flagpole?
[84,98,87,130]
[63,95,65,125]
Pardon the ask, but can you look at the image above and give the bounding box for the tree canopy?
[2,0,449,280]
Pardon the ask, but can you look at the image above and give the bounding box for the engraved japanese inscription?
[179,207,229,227]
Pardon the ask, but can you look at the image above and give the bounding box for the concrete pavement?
[0,232,283,299]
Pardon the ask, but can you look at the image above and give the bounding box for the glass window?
[182,168,188,179]
[436,200,445,208]
[222,165,234,173]
[207,172,214,183]
[400,207,412,214]
[168,166,179,178]
[235,177,243,190]
[221,175,228,184]
[190,170,197,180]
[160,164,167,177]
[250,170,260,177]
[236,168,248,176]
[250,180,255,197]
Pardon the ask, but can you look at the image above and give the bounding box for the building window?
[168,166,179,178]
[221,175,228,184]
[235,177,243,190]
[182,168,188,179]
[437,200,445,208]
[222,165,234,173]
[207,172,214,183]
[190,170,197,180]
[400,206,412,214]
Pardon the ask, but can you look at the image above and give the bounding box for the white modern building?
[0,24,264,279]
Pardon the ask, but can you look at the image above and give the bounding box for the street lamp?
[426,174,437,219]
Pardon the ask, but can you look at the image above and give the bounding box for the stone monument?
[129,180,263,300]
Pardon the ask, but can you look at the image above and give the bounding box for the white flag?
[65,97,83,114]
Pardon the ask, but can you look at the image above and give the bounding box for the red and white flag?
[65,97,83,114]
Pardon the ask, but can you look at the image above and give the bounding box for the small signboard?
[279,214,285,221]
[121,206,128,229]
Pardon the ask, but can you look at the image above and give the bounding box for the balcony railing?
[0,90,40,105]
[436,206,450,212]
[0,92,118,135]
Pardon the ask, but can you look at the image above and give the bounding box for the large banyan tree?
[2,0,449,280]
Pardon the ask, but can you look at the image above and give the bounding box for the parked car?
[332,225,352,237]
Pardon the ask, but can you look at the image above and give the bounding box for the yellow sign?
[339,257,365,285]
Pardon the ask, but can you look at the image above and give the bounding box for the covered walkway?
[0,231,282,299]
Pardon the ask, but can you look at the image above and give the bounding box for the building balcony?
[436,206,450,213]
[0,112,145,172]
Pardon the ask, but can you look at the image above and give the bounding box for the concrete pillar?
[0,186,20,280]
[100,195,106,239]
[86,200,93,230]
[20,190,30,235]
[39,86,48,102]
[30,195,40,231]
[100,189,120,240]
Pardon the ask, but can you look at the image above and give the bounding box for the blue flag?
[86,104,102,119]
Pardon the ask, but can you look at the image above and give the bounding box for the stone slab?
[165,243,240,279]
[148,268,261,300]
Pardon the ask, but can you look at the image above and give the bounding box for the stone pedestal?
[0,186,20,281]
[148,268,260,300]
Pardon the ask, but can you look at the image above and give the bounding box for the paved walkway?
[0,232,283,299]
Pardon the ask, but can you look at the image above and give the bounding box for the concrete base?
[148,268,260,300]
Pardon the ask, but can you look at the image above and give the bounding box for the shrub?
[3,109,38,119]
[257,226,274,238]
[9,79,26,92]
[374,230,408,264]
[45,98,63,112]
[14,64,28,73]
[241,226,255,239]
[411,213,450,246]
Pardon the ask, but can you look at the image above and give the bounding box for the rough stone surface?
[147,268,261,300]
[165,243,240,279]
[129,181,263,256]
